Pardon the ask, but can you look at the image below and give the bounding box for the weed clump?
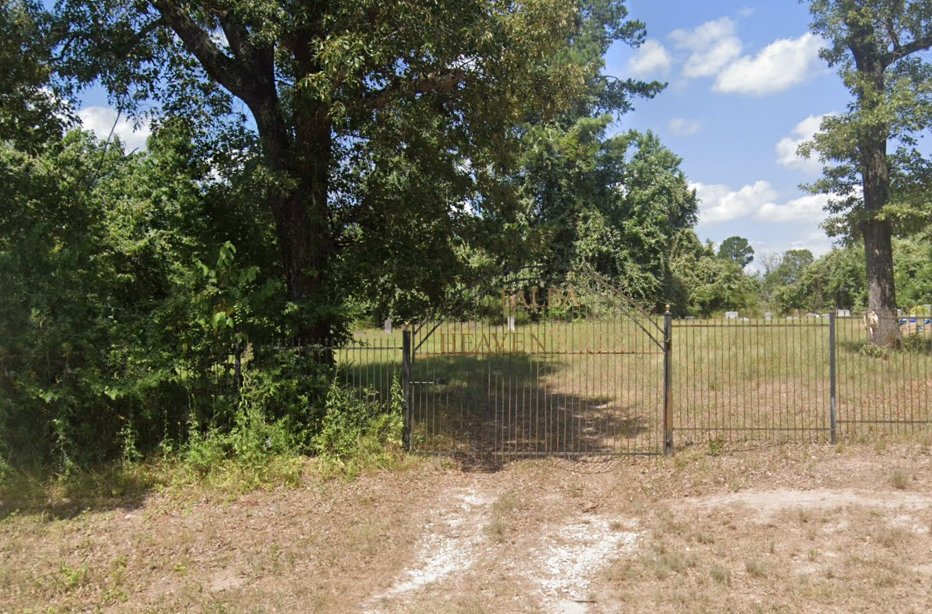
[891,468,909,490]
[313,377,405,478]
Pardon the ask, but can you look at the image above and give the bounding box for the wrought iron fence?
[405,318,666,457]
[287,308,931,457]
[671,311,931,447]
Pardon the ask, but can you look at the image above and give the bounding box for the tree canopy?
[54,0,666,341]
[717,236,754,268]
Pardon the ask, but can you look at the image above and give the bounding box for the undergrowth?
[0,375,409,512]
[313,377,405,478]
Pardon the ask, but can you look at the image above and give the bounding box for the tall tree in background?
[806,0,932,345]
[57,0,658,341]
[717,236,754,268]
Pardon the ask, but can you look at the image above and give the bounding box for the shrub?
[313,377,404,476]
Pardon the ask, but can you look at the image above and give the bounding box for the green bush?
[313,377,404,476]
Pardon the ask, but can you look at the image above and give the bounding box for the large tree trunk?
[856,60,900,347]
[151,2,338,345]
[243,65,336,346]
[861,217,899,345]
[258,102,337,346]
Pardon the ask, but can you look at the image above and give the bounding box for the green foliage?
[514,121,698,309]
[0,453,10,487]
[313,377,405,477]
[0,0,69,151]
[804,0,930,328]
[805,0,932,240]
[52,0,668,338]
[761,249,818,313]
[758,236,929,315]
[667,232,758,317]
[0,120,295,468]
[901,333,932,355]
[894,229,932,307]
[182,406,301,478]
[717,236,754,268]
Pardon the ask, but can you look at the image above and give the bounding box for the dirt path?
[2,444,932,612]
[365,481,641,613]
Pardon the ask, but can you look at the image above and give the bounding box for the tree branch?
[150,1,250,100]
[367,68,468,109]
[886,33,932,65]
[213,9,251,62]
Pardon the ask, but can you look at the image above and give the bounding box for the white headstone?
[383,318,392,334]
[764,312,773,321]
[507,315,516,332]
[725,311,738,320]
[837,309,851,317]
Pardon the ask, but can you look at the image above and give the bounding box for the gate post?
[402,329,412,451]
[663,306,673,456]
[828,312,837,444]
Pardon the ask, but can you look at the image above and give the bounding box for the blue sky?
[75,1,860,267]
[604,0,856,265]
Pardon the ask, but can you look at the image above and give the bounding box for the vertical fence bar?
[829,312,837,444]
[663,306,673,456]
[402,329,412,451]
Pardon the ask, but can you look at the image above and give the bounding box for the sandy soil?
[2,443,932,612]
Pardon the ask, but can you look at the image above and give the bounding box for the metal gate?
[403,309,671,458]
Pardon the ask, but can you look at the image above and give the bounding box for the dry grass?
[1,444,931,612]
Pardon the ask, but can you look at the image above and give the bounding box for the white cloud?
[757,193,830,223]
[714,33,825,95]
[668,117,702,136]
[627,39,672,78]
[78,106,151,152]
[692,180,778,224]
[694,180,833,226]
[776,114,831,174]
[791,229,834,257]
[670,17,743,78]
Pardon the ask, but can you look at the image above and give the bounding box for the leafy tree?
[760,249,814,313]
[800,245,866,311]
[56,0,658,342]
[894,229,932,309]
[805,0,932,344]
[518,122,696,307]
[717,236,754,268]
[0,0,69,151]
[764,249,814,286]
[667,231,758,316]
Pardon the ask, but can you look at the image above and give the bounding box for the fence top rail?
[673,322,828,328]
[415,349,663,357]
[265,342,404,351]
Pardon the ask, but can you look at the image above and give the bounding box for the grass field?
[340,316,931,456]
